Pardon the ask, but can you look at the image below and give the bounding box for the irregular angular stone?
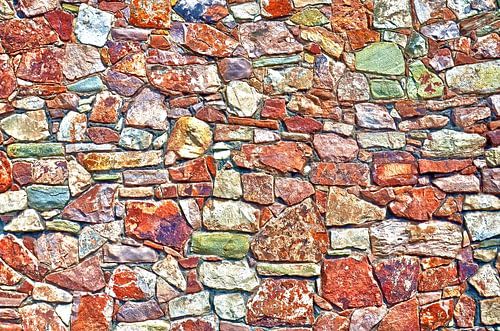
[148,64,222,95]
[169,158,212,183]
[310,162,370,186]
[373,256,419,304]
[433,174,480,193]
[44,9,73,41]
[203,199,259,232]
[191,232,250,259]
[239,21,303,58]
[45,256,105,292]
[246,279,314,327]
[337,71,370,102]
[326,187,385,226]
[125,200,192,251]
[213,169,242,199]
[34,232,78,271]
[372,151,418,187]
[169,291,210,319]
[314,312,350,331]
[0,234,47,281]
[330,228,370,250]
[321,256,383,309]
[446,60,500,94]
[0,290,28,308]
[57,111,88,143]
[0,258,22,286]
[18,0,57,16]
[480,297,500,325]
[454,295,475,328]
[4,208,44,233]
[370,220,462,258]
[0,190,28,214]
[16,47,64,84]
[463,194,500,211]
[184,23,238,57]
[199,260,259,291]
[125,88,168,130]
[214,293,246,321]
[103,244,158,263]
[350,306,387,331]
[233,142,312,174]
[0,152,11,193]
[152,255,186,291]
[32,283,72,303]
[291,7,328,26]
[355,103,396,130]
[409,60,444,99]
[482,168,500,194]
[27,185,70,211]
[71,293,113,331]
[389,186,444,221]
[226,81,263,117]
[130,0,171,29]
[67,76,104,93]
[357,132,406,149]
[79,151,163,171]
[242,173,274,205]
[107,266,156,301]
[62,44,105,81]
[75,4,113,47]
[373,0,412,28]
[116,299,164,323]
[62,184,117,224]
[252,199,328,262]
[469,264,500,297]
[171,315,218,331]
[0,110,50,141]
[313,133,358,162]
[167,117,212,159]
[420,299,454,330]
[421,21,460,40]
[31,159,67,185]
[369,79,404,99]
[355,42,405,75]
[300,27,344,58]
[218,58,252,81]
[418,263,458,292]
[0,18,58,54]
[464,211,500,241]
[0,55,16,99]
[19,303,67,331]
[378,298,420,331]
[105,70,144,97]
[78,226,106,259]
[116,320,171,331]
[274,177,314,206]
[119,128,153,150]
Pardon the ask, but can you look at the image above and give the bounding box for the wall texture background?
[0,0,499,329]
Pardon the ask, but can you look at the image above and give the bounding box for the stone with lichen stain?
[300,27,344,58]
[242,173,274,205]
[326,187,385,226]
[446,60,500,94]
[261,0,293,17]
[130,0,171,29]
[168,117,212,159]
[171,315,218,331]
[420,299,454,331]
[71,293,113,331]
[373,0,412,28]
[0,55,16,99]
[373,256,419,304]
[251,199,328,263]
[107,265,155,301]
[203,199,260,233]
[184,23,238,57]
[454,295,475,327]
[0,17,58,54]
[45,255,105,292]
[148,64,222,95]
[418,262,459,292]
[480,297,500,325]
[408,60,444,99]
[191,232,250,259]
[246,278,314,327]
[0,110,50,142]
[313,133,358,162]
[355,42,405,75]
[422,129,486,159]
[62,43,106,81]
[389,186,444,221]
[321,256,383,309]
[125,200,192,252]
[34,232,78,272]
[310,162,370,186]
[16,47,64,84]
[199,260,259,292]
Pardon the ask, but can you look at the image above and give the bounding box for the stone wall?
[0,0,499,330]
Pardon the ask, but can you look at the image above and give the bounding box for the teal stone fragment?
[7,143,65,158]
[355,42,405,75]
[370,79,405,99]
[67,76,104,93]
[27,185,70,211]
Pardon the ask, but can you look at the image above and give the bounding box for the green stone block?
[191,232,249,259]
[27,185,70,211]
[45,220,81,234]
[67,76,104,93]
[355,42,405,75]
[290,8,329,27]
[370,79,405,99]
[7,143,65,158]
[409,60,444,99]
[253,54,302,68]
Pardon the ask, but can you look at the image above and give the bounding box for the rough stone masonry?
[0,0,499,330]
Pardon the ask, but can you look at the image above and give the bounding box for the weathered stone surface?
[168,117,212,159]
[32,283,72,303]
[0,18,58,54]
[433,174,480,193]
[191,232,249,259]
[389,186,444,221]
[409,60,444,99]
[330,228,370,250]
[239,21,303,58]
[34,232,78,271]
[45,256,105,292]
[355,42,405,75]
[0,234,47,281]
[27,185,70,211]
[373,0,412,28]
[152,255,186,291]
[116,299,164,323]
[242,173,274,205]
[62,44,105,81]
[373,256,419,304]
[226,81,263,117]
[199,260,259,291]
[378,298,420,331]
[107,266,155,301]
[326,187,385,226]
[370,220,462,258]
[274,177,314,206]
[464,211,500,241]
[246,279,314,327]
[148,64,222,95]
[357,132,406,149]
[321,256,383,309]
[125,200,192,251]
[251,199,328,262]
[79,151,163,171]
[75,4,113,47]
[203,199,259,233]
[130,0,171,29]
[19,303,67,331]
[313,133,358,162]
[480,297,500,325]
[214,293,246,321]
[310,162,370,186]
[446,60,500,94]
[469,264,500,297]
[169,291,210,319]
[62,184,117,223]
[17,47,64,84]
[0,110,50,141]
[256,262,320,277]
[103,244,158,263]
[184,23,238,57]
[419,299,454,330]
[71,293,113,331]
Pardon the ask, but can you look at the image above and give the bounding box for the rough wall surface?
[0,0,499,330]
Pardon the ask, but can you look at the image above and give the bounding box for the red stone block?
[373,256,420,305]
[44,9,74,41]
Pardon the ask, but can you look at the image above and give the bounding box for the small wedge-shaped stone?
[45,256,105,292]
[326,187,385,226]
[152,255,186,291]
[422,129,486,158]
[251,198,328,262]
[0,234,47,281]
[32,283,72,303]
[199,260,259,292]
[370,220,462,258]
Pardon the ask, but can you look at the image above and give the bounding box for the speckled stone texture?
[0,0,499,330]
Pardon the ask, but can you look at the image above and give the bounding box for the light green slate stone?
[370,79,405,99]
[422,129,486,158]
[7,143,65,158]
[485,147,500,167]
[67,76,104,93]
[45,220,81,234]
[446,60,500,94]
[406,32,428,58]
[27,185,70,211]
[290,8,329,26]
[252,54,302,68]
[191,232,250,259]
[409,60,444,99]
[355,42,405,75]
[256,262,320,277]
